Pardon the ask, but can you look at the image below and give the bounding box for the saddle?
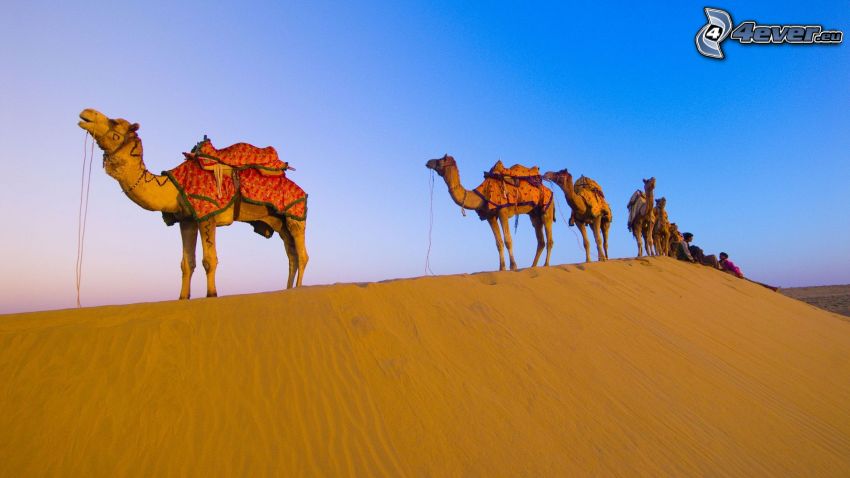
[163,136,307,224]
[626,190,646,231]
[575,175,605,199]
[484,160,543,187]
[183,136,289,176]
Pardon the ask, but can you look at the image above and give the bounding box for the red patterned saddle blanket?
[163,137,307,223]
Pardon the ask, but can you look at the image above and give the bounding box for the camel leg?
[602,220,610,260]
[633,220,644,257]
[543,207,554,266]
[487,216,506,271]
[286,217,309,287]
[649,227,656,256]
[278,226,297,289]
[592,216,605,261]
[647,222,656,256]
[179,221,198,300]
[642,224,653,257]
[198,219,218,298]
[499,212,518,271]
[529,214,544,267]
[577,222,591,263]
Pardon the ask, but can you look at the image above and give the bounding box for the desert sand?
[782,284,850,318]
[2,257,849,476]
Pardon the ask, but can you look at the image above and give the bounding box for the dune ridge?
[2,257,849,476]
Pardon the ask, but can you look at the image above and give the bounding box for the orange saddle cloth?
[485,160,543,187]
[574,175,605,199]
[472,161,552,220]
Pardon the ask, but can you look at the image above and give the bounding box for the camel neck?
[560,177,585,215]
[442,164,484,210]
[105,137,181,213]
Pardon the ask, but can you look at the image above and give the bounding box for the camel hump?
[488,161,539,178]
[189,137,287,171]
[486,161,542,187]
[626,190,646,231]
[627,189,644,209]
[575,175,605,198]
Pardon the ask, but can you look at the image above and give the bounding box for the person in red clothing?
[718,252,743,278]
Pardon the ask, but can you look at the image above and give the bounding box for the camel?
[667,222,681,257]
[77,108,308,299]
[626,177,656,257]
[542,169,612,262]
[425,154,554,271]
[652,197,671,256]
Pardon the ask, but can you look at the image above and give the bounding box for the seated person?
[683,232,718,268]
[674,233,695,262]
[718,252,778,291]
[718,252,743,278]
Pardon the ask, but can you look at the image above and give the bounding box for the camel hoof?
[206,292,218,298]
[179,295,190,300]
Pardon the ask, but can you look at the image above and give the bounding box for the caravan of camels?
[79,108,689,298]
[426,155,680,269]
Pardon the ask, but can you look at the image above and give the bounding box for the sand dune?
[1,257,849,476]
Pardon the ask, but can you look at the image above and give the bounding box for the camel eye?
[112,132,121,141]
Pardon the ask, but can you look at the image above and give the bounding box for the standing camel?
[667,222,681,257]
[77,108,308,299]
[626,177,656,257]
[652,197,671,256]
[542,169,612,262]
[425,154,554,271]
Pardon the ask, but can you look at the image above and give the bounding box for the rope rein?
[75,132,95,308]
[425,170,435,275]
[459,189,467,217]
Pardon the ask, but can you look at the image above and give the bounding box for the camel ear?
[130,123,140,132]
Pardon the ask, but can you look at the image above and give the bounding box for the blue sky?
[0,1,847,313]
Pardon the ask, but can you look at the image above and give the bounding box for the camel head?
[543,169,572,186]
[78,109,141,176]
[655,197,666,208]
[425,154,457,177]
[78,109,139,153]
[643,177,656,191]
